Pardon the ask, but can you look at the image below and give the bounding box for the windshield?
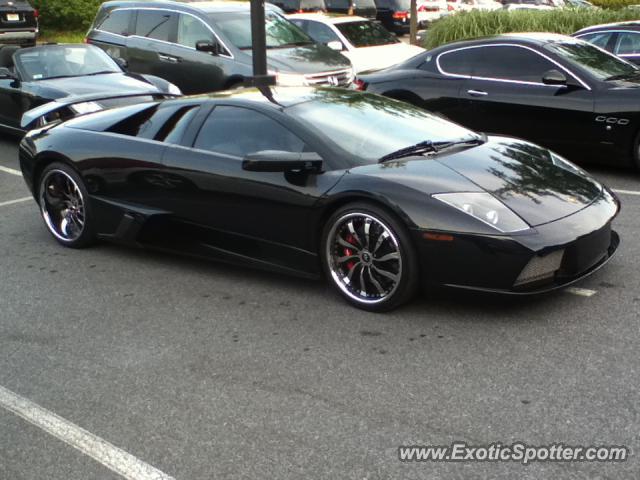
[336,21,399,48]
[290,90,478,165]
[212,11,312,49]
[14,45,120,81]
[545,40,639,81]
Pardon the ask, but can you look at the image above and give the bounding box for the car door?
[126,9,181,84]
[172,13,228,94]
[160,104,343,272]
[450,45,595,159]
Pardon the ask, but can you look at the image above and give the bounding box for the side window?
[163,107,200,144]
[440,46,555,83]
[305,21,340,45]
[289,19,308,33]
[579,32,614,51]
[135,10,175,42]
[98,9,132,36]
[135,105,199,141]
[194,106,307,157]
[177,14,214,49]
[615,32,640,56]
[473,46,555,82]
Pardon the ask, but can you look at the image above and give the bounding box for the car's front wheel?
[321,202,419,312]
[38,162,96,248]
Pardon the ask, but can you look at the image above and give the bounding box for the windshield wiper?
[85,71,118,76]
[378,137,484,163]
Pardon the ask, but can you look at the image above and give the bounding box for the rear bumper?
[0,29,37,44]
[415,189,621,294]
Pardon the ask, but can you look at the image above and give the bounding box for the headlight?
[271,71,308,87]
[70,101,103,115]
[167,83,182,95]
[433,192,529,233]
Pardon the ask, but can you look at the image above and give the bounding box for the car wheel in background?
[321,202,419,312]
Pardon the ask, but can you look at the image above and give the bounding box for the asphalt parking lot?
[1,135,639,479]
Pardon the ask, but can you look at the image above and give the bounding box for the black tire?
[37,162,96,248]
[321,202,419,312]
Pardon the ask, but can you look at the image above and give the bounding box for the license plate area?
[5,13,21,22]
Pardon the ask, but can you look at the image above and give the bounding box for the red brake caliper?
[344,234,356,271]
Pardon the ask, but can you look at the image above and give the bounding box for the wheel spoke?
[374,252,400,263]
[359,265,367,296]
[372,264,399,283]
[336,254,359,264]
[347,220,364,248]
[367,267,385,295]
[337,235,359,252]
[364,218,371,250]
[346,261,361,283]
[372,230,389,254]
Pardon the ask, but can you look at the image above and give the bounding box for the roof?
[287,13,370,23]
[575,21,640,34]
[191,86,327,108]
[102,0,280,14]
[431,32,580,51]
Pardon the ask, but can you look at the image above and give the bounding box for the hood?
[347,137,602,228]
[33,73,159,98]
[344,43,424,73]
[435,137,603,226]
[266,44,351,73]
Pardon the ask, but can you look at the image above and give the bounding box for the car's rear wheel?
[38,163,96,248]
[321,202,419,312]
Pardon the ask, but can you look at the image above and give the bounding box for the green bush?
[591,0,638,9]
[425,9,640,49]
[32,0,104,31]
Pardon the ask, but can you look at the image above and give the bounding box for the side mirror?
[114,57,128,70]
[542,69,567,86]
[326,40,344,51]
[242,151,323,173]
[196,41,224,56]
[0,67,16,80]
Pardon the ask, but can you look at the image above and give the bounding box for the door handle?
[158,54,181,63]
[467,89,488,97]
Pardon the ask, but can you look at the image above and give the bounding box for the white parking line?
[565,287,598,297]
[0,385,175,480]
[0,165,21,176]
[613,189,640,197]
[0,196,32,208]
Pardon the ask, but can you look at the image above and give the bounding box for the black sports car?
[19,87,620,311]
[573,22,640,65]
[356,33,640,169]
[0,43,181,134]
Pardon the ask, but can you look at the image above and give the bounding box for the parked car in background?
[458,0,502,11]
[372,0,412,33]
[0,44,179,134]
[87,1,353,94]
[20,87,620,311]
[268,0,327,13]
[501,0,555,10]
[288,14,423,72]
[552,0,595,7]
[416,0,448,26]
[0,0,37,47]
[325,0,377,18]
[574,22,640,65]
[357,33,640,169]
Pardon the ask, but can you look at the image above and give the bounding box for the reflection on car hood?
[266,45,351,73]
[347,136,602,228]
[34,73,160,98]
[343,43,424,74]
[435,137,603,226]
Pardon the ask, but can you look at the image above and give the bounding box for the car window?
[335,20,399,47]
[163,107,201,144]
[578,31,614,50]
[615,32,640,56]
[305,21,340,44]
[439,45,555,82]
[194,106,307,157]
[135,10,175,42]
[326,0,350,9]
[98,9,132,36]
[177,14,214,49]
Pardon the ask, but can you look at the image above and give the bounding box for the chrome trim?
[94,7,234,59]
[435,43,592,91]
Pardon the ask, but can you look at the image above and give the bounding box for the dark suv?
[86,1,353,94]
[324,0,377,18]
[0,0,38,47]
[268,0,327,14]
[373,0,410,34]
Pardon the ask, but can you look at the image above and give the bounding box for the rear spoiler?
[21,92,179,130]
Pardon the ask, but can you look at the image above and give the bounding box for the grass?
[38,30,86,44]
[425,9,640,49]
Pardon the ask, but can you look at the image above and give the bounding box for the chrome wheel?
[326,212,403,305]
[39,169,86,242]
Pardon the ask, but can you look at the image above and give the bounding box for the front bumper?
[415,190,620,294]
